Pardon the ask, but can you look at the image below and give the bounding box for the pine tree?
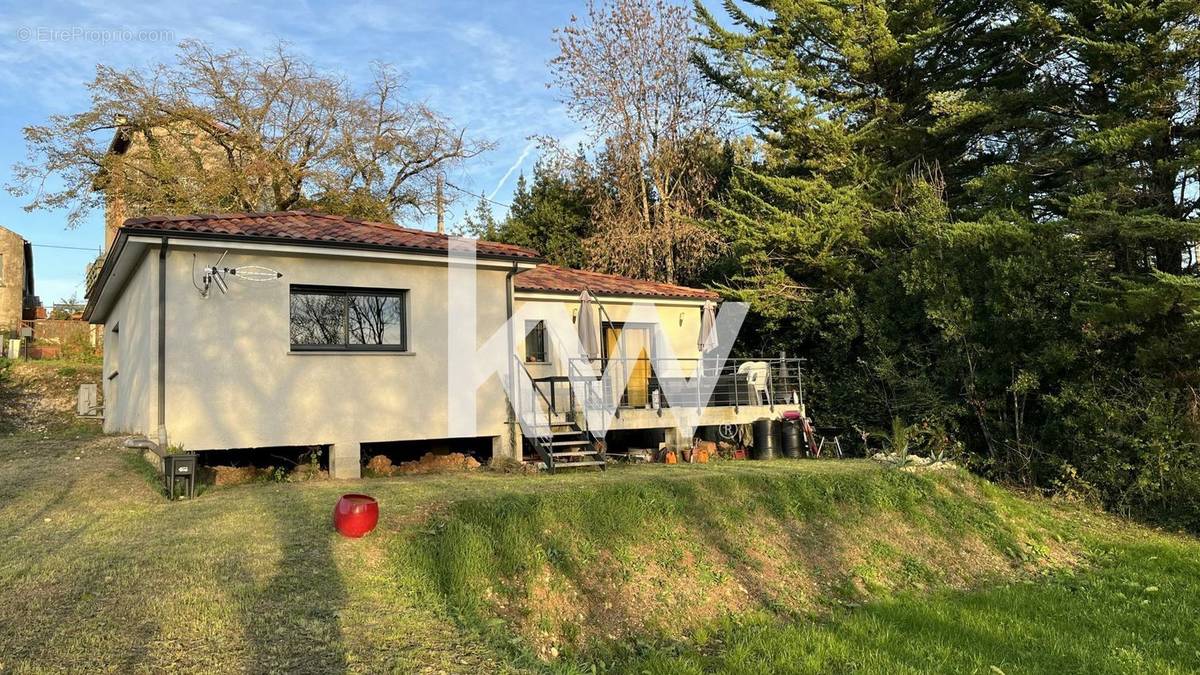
[697,0,1200,521]
[459,196,499,240]
[693,0,1040,199]
[488,159,596,268]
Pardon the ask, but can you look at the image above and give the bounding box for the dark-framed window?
[290,285,408,352]
[525,320,547,363]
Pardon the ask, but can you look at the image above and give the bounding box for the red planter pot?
[333,493,379,538]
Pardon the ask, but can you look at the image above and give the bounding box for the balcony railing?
[547,356,804,420]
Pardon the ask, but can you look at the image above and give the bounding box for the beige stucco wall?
[101,251,157,436]
[97,240,727,457]
[0,226,26,332]
[511,293,781,435]
[514,293,707,380]
[149,245,513,452]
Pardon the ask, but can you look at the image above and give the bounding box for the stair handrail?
[568,357,587,437]
[568,355,619,439]
[512,353,555,471]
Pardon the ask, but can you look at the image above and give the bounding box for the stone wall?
[0,226,27,334]
[104,190,127,252]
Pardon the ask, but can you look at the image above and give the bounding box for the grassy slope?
[397,465,1074,656]
[622,540,1200,674]
[0,358,103,436]
[1,360,1198,673]
[395,467,1200,674]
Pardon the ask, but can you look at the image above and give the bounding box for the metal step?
[553,460,605,469]
[524,428,604,471]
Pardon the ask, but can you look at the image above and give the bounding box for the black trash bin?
[781,419,803,458]
[752,418,781,460]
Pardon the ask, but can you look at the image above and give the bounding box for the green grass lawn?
[1,360,1199,673]
[610,540,1200,674]
[0,427,873,673]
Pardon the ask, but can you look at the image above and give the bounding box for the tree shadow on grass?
[0,477,78,542]
[396,471,817,659]
[696,561,1192,673]
[397,465,1057,667]
[651,476,800,611]
[235,489,349,673]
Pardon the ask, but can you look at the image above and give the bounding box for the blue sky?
[0,0,589,305]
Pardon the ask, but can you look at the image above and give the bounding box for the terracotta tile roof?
[514,264,718,301]
[119,210,541,260]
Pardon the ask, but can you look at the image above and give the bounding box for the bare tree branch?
[549,0,728,283]
[8,40,490,226]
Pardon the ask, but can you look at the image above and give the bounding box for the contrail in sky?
[489,141,537,201]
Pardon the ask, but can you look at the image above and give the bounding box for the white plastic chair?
[737,361,771,405]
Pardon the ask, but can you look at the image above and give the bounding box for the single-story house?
[83,211,800,477]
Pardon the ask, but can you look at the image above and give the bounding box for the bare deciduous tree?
[550,0,726,284]
[9,40,489,227]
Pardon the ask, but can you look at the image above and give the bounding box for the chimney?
[436,172,445,234]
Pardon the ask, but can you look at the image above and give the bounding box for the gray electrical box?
[77,384,100,417]
[163,454,197,499]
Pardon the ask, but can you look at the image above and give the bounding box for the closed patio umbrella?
[577,289,600,360]
[698,300,719,353]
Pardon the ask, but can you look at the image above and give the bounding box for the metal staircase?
[512,354,606,473]
[527,423,605,472]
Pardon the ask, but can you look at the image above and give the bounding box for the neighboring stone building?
[100,125,134,252]
[0,225,36,335]
[99,120,231,252]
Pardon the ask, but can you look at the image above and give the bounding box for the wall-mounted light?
[679,312,686,326]
[572,308,579,324]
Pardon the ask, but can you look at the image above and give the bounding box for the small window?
[290,286,408,352]
[108,323,120,380]
[525,320,547,363]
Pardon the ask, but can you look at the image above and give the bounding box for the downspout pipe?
[157,237,168,449]
[505,262,518,458]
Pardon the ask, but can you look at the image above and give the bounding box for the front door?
[604,323,653,408]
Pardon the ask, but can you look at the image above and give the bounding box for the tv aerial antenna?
[193,251,283,298]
